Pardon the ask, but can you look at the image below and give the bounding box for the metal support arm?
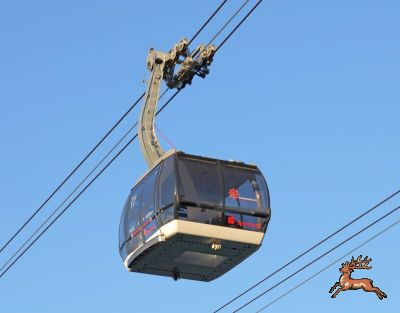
[138,49,171,168]
[138,39,216,168]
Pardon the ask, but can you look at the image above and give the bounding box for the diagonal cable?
[0,89,171,274]
[187,0,228,46]
[0,122,137,273]
[206,0,249,49]
[233,205,400,312]
[0,134,137,278]
[213,189,400,312]
[0,90,180,278]
[193,0,250,59]
[0,0,260,277]
[216,0,263,52]
[0,92,145,255]
[256,218,400,312]
[0,0,226,255]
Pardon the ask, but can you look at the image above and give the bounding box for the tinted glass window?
[125,183,144,254]
[119,216,126,249]
[185,206,222,225]
[141,165,160,240]
[159,156,175,210]
[119,195,129,250]
[119,212,129,260]
[159,206,174,227]
[223,212,242,229]
[178,158,223,206]
[222,212,265,232]
[242,215,265,231]
[222,166,268,214]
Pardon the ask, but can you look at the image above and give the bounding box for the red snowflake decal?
[229,188,239,199]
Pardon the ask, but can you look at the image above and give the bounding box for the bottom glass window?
[184,206,222,225]
[223,212,242,229]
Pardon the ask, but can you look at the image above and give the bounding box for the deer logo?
[329,255,387,300]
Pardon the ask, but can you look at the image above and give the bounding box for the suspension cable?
[216,0,263,53]
[0,92,145,255]
[0,0,258,277]
[0,123,137,273]
[206,0,249,49]
[192,0,250,60]
[0,88,171,274]
[233,205,400,312]
[187,0,228,46]
[0,90,179,278]
[214,189,400,312]
[0,133,137,278]
[256,218,400,312]
[0,0,223,256]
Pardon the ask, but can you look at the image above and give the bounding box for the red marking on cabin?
[144,225,156,236]
[228,214,235,224]
[142,219,151,228]
[130,218,154,238]
[236,221,261,229]
[131,229,140,238]
[229,188,239,199]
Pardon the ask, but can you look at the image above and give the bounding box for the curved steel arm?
[138,39,216,168]
[138,49,171,168]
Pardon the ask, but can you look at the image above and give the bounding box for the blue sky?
[0,1,399,312]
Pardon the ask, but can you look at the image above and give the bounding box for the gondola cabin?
[119,150,271,281]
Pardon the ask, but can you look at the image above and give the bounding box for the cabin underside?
[126,220,263,282]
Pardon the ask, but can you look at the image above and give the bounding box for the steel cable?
[0,0,226,256]
[256,218,400,312]
[0,133,137,278]
[0,122,138,274]
[214,189,400,312]
[0,88,173,275]
[187,0,228,46]
[206,0,249,49]
[216,0,263,52]
[0,92,145,255]
[0,90,179,278]
[233,205,400,312]
[193,0,250,59]
[0,0,261,277]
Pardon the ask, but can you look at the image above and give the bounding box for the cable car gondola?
[119,39,271,281]
[119,150,271,281]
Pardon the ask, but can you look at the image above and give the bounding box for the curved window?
[119,197,128,250]
[119,164,163,260]
[119,215,127,259]
[222,166,269,214]
[125,182,144,256]
[158,156,175,226]
[177,158,223,207]
[159,156,175,210]
[141,166,160,240]
[119,185,142,257]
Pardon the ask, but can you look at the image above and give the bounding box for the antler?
[347,255,372,270]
